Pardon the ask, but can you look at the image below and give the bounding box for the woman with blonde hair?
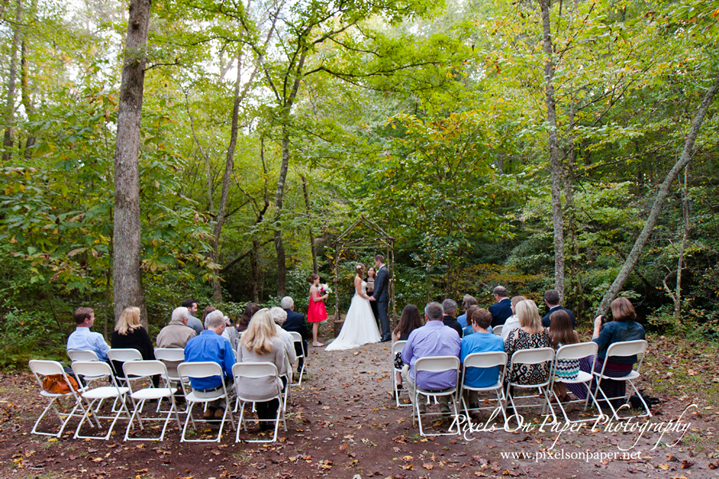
[237,309,286,431]
[110,306,155,380]
[504,300,551,385]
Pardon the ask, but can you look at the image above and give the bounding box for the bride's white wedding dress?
[326,279,381,351]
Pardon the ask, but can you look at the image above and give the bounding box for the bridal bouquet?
[319,283,332,295]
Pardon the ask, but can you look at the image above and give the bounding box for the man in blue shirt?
[184,313,235,419]
[67,307,110,361]
[401,302,461,415]
[460,308,505,408]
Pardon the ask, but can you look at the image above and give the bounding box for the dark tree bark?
[113,0,151,327]
[21,37,36,159]
[540,0,565,299]
[2,0,22,162]
[596,72,719,316]
[301,174,318,274]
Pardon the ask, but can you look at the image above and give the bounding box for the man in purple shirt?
[401,302,461,414]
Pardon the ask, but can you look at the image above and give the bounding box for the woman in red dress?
[307,273,328,347]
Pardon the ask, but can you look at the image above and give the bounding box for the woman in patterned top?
[504,300,551,385]
[549,310,579,402]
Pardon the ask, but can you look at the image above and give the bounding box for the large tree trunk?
[274,126,290,296]
[2,0,23,162]
[301,174,318,274]
[21,37,36,159]
[210,54,243,304]
[596,72,719,316]
[113,0,151,327]
[540,0,565,299]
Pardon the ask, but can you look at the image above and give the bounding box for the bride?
[326,263,381,351]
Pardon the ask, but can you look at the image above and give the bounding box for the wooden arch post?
[332,216,396,333]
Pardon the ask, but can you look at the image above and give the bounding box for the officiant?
[365,267,380,325]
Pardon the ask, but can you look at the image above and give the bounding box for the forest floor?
[1,332,718,479]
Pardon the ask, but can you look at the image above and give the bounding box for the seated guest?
[184,312,235,420]
[392,304,424,395]
[236,310,286,431]
[200,310,238,351]
[461,305,480,337]
[157,307,196,348]
[548,310,580,402]
[489,286,513,327]
[156,306,197,379]
[393,304,424,342]
[541,289,576,328]
[281,296,310,374]
[441,299,463,338]
[237,303,260,333]
[457,295,479,328]
[504,300,551,385]
[110,306,156,380]
[501,295,526,341]
[401,302,462,415]
[269,307,298,371]
[182,299,204,336]
[67,307,110,361]
[202,306,216,324]
[461,308,505,407]
[566,298,645,407]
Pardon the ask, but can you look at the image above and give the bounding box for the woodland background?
[1,0,718,366]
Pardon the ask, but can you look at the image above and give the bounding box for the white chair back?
[392,340,407,355]
[107,348,143,363]
[72,360,114,380]
[29,359,67,378]
[415,356,460,373]
[68,350,99,362]
[493,325,503,337]
[510,347,555,365]
[289,331,303,344]
[232,362,278,379]
[154,348,185,362]
[463,351,508,369]
[605,340,647,359]
[178,361,223,380]
[123,360,169,379]
[555,342,598,361]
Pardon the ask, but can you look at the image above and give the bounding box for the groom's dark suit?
[372,264,391,342]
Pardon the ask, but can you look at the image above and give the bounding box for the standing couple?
[326,254,391,351]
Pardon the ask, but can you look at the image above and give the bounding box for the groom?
[369,254,391,342]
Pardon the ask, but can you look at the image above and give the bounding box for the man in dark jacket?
[488,286,513,328]
[541,289,576,328]
[281,296,310,373]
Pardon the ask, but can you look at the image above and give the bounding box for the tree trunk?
[274,126,291,296]
[210,54,243,304]
[250,238,260,302]
[21,37,35,159]
[597,72,719,316]
[113,0,151,328]
[2,0,23,162]
[301,174,318,274]
[540,0,565,298]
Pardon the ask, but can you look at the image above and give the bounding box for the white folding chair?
[28,360,90,438]
[154,348,188,413]
[459,352,508,426]
[412,356,461,437]
[493,325,503,337]
[67,349,100,362]
[593,339,651,420]
[549,342,603,424]
[506,348,557,426]
[289,332,306,385]
[107,348,143,377]
[392,341,410,407]
[71,361,134,440]
[233,362,287,443]
[177,362,235,442]
[122,360,182,441]
[281,355,292,412]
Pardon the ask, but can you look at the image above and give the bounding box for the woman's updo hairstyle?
[307,273,319,284]
[355,263,365,277]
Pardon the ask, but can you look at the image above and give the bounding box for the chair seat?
[462,381,502,392]
[557,371,593,384]
[82,386,130,400]
[596,370,640,381]
[510,379,551,389]
[185,391,226,402]
[130,388,177,400]
[40,390,74,398]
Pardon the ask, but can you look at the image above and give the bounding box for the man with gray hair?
[281,297,309,374]
[184,312,235,420]
[442,299,463,337]
[489,285,512,328]
[157,307,197,349]
[400,302,461,415]
[202,310,239,351]
[270,306,297,370]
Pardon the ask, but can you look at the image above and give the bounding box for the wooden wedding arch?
[332,215,396,328]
